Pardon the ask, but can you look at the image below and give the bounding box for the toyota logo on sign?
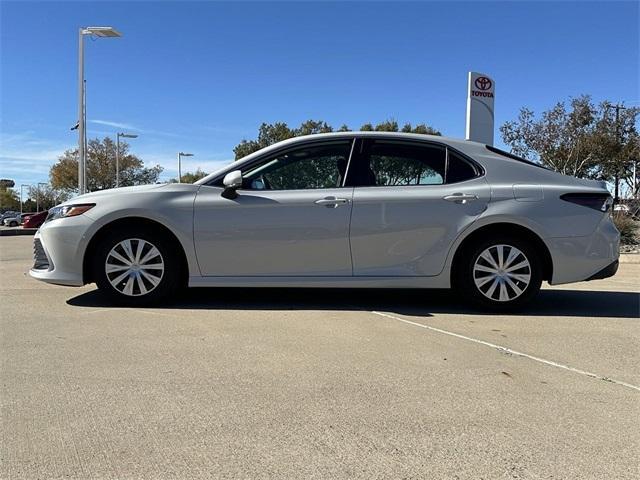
[474,77,492,91]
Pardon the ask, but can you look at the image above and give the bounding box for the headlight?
[46,204,95,222]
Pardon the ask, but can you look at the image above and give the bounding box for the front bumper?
[28,215,93,287]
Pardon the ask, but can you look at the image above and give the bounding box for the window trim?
[350,138,484,188]
[202,135,485,189]
[204,138,357,190]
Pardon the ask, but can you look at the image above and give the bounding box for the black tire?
[92,227,182,306]
[9,221,18,227]
[455,235,542,311]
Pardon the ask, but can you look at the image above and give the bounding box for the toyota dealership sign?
[465,71,495,145]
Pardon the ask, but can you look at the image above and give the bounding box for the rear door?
[348,138,490,276]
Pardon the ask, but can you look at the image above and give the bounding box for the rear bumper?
[547,215,620,285]
[586,260,619,281]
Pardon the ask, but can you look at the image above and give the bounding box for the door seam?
[347,186,355,276]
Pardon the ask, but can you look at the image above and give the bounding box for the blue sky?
[1,0,638,188]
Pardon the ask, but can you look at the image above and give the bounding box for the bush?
[613,213,639,245]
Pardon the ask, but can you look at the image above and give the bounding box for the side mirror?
[221,170,243,199]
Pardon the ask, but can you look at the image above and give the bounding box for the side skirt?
[188,275,450,289]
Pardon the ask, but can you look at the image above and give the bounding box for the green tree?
[233,119,441,160]
[169,168,209,184]
[233,122,295,160]
[0,188,19,211]
[50,137,164,193]
[27,185,72,211]
[500,96,639,192]
[402,123,441,135]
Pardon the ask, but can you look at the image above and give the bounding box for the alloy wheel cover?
[105,238,165,296]
[473,244,531,302]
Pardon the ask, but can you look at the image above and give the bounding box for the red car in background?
[22,211,48,229]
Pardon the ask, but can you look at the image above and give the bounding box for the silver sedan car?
[30,132,619,309]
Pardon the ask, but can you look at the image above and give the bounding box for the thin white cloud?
[88,120,184,139]
[89,119,138,130]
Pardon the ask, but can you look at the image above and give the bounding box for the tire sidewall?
[93,228,180,306]
[457,235,542,311]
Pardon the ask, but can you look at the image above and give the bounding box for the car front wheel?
[457,236,542,310]
[93,229,181,306]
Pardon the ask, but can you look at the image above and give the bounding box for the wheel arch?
[83,216,189,285]
[450,222,553,283]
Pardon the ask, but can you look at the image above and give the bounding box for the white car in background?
[0,211,19,224]
[3,214,22,227]
[29,132,619,310]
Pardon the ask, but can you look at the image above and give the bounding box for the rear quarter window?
[447,151,480,183]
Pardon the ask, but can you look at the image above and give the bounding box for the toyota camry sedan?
[30,132,619,309]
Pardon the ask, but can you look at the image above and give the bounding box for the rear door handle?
[314,197,349,208]
[443,193,479,204]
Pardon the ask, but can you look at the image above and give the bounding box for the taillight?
[560,193,612,213]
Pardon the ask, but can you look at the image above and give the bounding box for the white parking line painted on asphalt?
[371,311,640,392]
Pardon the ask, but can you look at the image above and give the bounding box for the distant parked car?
[4,213,34,227]
[0,211,19,224]
[22,211,48,229]
[3,215,21,227]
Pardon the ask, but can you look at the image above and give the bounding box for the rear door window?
[364,141,446,186]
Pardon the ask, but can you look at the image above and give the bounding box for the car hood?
[61,183,173,205]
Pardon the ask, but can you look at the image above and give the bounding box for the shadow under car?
[67,287,640,319]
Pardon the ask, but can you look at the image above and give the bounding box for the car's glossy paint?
[30,132,619,290]
[194,186,354,276]
[349,177,491,276]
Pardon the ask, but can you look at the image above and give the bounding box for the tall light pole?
[77,26,122,195]
[36,183,48,212]
[20,184,29,215]
[116,133,138,187]
[612,103,626,203]
[178,152,194,183]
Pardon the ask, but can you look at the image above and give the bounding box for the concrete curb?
[619,253,640,264]
[0,228,37,237]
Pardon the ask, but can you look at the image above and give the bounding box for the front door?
[194,139,355,276]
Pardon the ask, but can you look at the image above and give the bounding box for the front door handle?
[314,197,349,208]
[443,193,479,204]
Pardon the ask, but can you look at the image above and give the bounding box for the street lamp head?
[179,152,194,157]
[118,133,138,139]
[83,26,122,37]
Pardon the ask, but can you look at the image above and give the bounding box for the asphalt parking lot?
[1,235,638,479]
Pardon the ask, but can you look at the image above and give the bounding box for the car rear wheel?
[456,236,542,310]
[93,229,181,306]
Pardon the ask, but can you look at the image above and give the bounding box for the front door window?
[242,141,353,191]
